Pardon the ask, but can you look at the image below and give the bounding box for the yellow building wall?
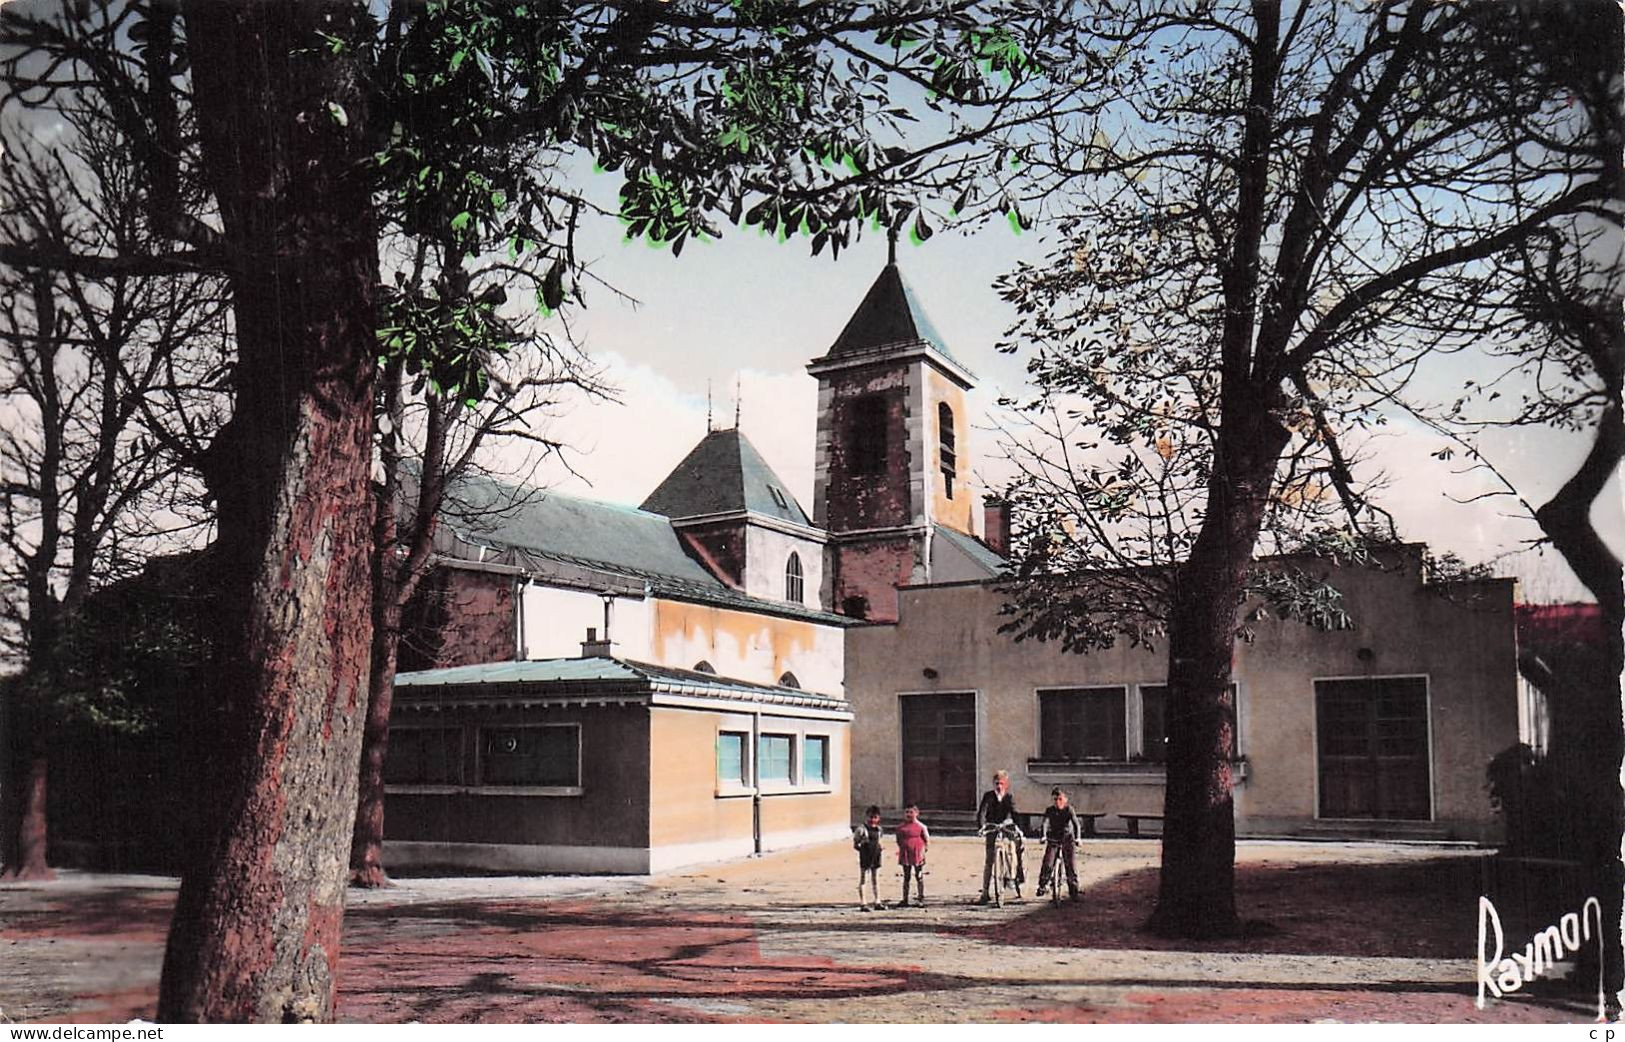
[650,598,844,695]
[648,705,851,864]
[925,369,974,535]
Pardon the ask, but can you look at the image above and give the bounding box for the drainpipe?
[751,709,762,856]
[515,573,530,660]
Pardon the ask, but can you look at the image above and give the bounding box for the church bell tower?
[808,241,979,623]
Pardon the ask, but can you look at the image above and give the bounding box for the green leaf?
[450,211,472,232]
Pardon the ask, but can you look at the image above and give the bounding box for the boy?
[1036,786,1083,900]
[852,805,884,910]
[893,804,930,906]
[977,769,1025,904]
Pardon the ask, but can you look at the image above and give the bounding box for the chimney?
[983,496,1012,558]
[580,626,613,658]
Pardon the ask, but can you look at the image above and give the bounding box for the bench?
[1012,811,1107,838]
[1119,813,1163,837]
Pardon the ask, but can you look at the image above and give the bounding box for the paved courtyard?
[0,838,1600,1023]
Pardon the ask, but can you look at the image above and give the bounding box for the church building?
[383,253,1526,874]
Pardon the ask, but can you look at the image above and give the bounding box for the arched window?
[692,660,717,675]
[785,552,804,603]
[778,671,801,689]
[938,401,957,499]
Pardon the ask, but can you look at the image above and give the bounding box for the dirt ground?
[0,838,1603,1024]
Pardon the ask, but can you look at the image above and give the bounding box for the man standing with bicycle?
[976,769,1025,904]
[1036,787,1083,902]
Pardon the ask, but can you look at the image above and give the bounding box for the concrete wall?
[519,585,844,694]
[648,599,845,695]
[647,706,852,871]
[522,584,655,662]
[384,704,653,873]
[845,556,1519,842]
[742,524,825,608]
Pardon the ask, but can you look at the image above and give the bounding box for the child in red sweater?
[894,804,930,907]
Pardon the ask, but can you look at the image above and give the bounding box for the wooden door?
[900,692,977,810]
[1316,677,1431,820]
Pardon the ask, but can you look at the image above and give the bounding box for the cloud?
[509,353,817,511]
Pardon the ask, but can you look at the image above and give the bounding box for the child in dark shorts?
[852,805,883,910]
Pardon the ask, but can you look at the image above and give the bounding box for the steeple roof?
[827,263,951,358]
[809,261,973,387]
[640,428,812,527]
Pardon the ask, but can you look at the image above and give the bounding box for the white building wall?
[521,585,655,662]
[520,580,846,696]
[743,525,825,608]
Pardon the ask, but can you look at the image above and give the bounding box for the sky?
[505,163,1621,605]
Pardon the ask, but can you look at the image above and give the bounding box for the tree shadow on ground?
[950,857,1598,962]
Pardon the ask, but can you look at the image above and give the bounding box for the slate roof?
[815,263,965,372]
[640,428,812,527]
[444,476,719,586]
[395,655,850,710]
[437,473,849,625]
[933,524,1008,577]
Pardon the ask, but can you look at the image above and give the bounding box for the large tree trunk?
[1149,409,1289,938]
[157,2,379,1022]
[1,736,54,882]
[1532,309,1624,1008]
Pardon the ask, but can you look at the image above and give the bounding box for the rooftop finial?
[734,375,742,429]
[887,225,898,265]
[706,379,713,433]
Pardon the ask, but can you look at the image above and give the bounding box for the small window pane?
[384,727,462,785]
[481,726,578,787]
[717,731,746,786]
[804,735,829,785]
[759,734,793,783]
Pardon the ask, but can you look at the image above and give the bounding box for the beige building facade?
[384,657,852,874]
[845,549,1520,843]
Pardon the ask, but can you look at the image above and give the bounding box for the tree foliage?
[990,0,1615,938]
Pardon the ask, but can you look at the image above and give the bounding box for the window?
[479,726,579,787]
[768,485,789,509]
[785,552,804,603]
[717,731,747,787]
[1140,685,1167,764]
[777,671,800,689]
[841,595,869,620]
[848,395,887,475]
[758,733,794,783]
[804,735,830,785]
[1139,684,1239,762]
[938,401,956,499]
[384,727,463,785]
[1038,687,1127,761]
[692,660,717,674]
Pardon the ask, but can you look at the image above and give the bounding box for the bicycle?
[977,821,1024,908]
[1036,819,1079,906]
